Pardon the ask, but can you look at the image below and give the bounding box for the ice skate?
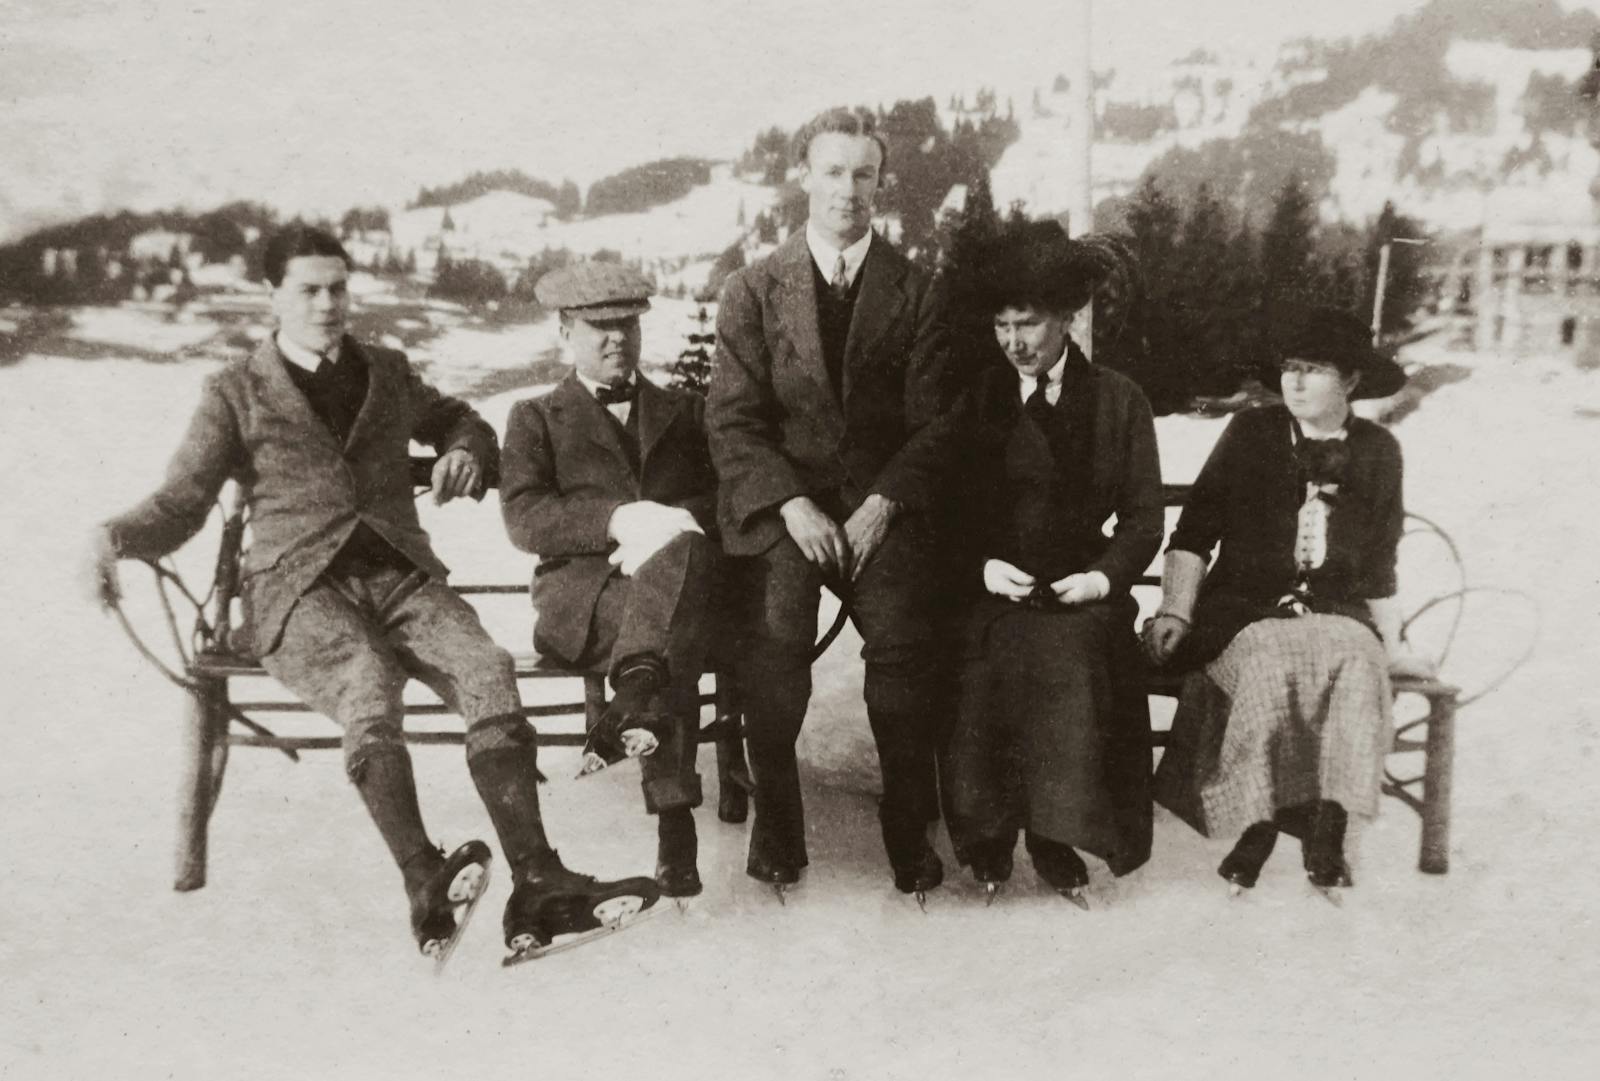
[746,851,800,905]
[501,853,662,966]
[655,809,702,911]
[968,837,1015,907]
[404,841,493,973]
[1027,832,1091,910]
[1303,801,1352,906]
[1218,822,1278,896]
[892,847,944,913]
[575,711,670,778]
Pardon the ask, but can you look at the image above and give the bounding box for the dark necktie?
[830,254,849,300]
[1026,373,1053,424]
[595,379,637,406]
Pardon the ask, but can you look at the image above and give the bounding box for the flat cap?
[534,261,654,320]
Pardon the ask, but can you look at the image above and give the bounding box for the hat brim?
[563,300,651,321]
[1258,356,1408,400]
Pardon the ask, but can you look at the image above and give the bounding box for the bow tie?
[594,380,637,406]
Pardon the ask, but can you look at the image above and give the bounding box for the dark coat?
[103,337,496,657]
[706,231,953,555]
[953,352,1166,628]
[1165,403,1404,667]
[499,372,717,662]
[946,349,1163,875]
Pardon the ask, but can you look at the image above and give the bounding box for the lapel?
[248,337,342,453]
[636,377,683,479]
[341,338,388,455]
[840,234,908,405]
[774,233,845,434]
[548,371,635,479]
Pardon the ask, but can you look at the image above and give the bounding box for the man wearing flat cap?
[942,221,1164,903]
[706,106,955,900]
[500,261,721,898]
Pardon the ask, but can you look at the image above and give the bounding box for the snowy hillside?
[986,29,1598,228]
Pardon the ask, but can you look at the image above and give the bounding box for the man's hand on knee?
[842,494,899,582]
[779,496,848,577]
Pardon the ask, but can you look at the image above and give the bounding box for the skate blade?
[1311,884,1346,908]
[426,858,492,975]
[983,883,1003,907]
[501,897,664,967]
[1061,888,1091,912]
[620,729,659,757]
[1228,883,1247,899]
[771,883,789,906]
[915,890,928,914]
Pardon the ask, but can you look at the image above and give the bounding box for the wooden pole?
[1065,0,1095,358]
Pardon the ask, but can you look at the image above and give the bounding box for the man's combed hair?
[262,223,353,287]
[791,107,889,171]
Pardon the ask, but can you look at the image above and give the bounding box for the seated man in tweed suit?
[85,225,656,962]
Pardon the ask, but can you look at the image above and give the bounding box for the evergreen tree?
[1259,174,1318,304]
[1366,201,1430,337]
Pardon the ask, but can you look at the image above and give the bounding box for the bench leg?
[713,677,752,825]
[175,675,227,892]
[1418,693,1457,875]
[582,675,606,733]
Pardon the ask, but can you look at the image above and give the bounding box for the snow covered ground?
[2,326,1597,1080]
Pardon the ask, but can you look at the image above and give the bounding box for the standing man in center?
[707,107,954,900]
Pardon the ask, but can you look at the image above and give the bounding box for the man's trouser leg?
[730,539,819,871]
[580,533,717,814]
[851,515,943,871]
[376,570,554,878]
[260,573,432,874]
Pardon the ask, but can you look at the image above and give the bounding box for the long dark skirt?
[946,596,1152,876]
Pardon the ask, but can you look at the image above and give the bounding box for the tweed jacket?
[103,336,496,656]
[706,231,953,555]
[499,372,717,662]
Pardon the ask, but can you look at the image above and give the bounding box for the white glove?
[983,558,1035,601]
[1049,571,1110,606]
[607,502,703,577]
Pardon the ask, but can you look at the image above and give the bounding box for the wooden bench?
[148,474,1460,894]
[158,462,752,893]
[1135,485,1461,875]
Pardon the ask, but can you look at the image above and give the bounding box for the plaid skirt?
[1152,614,1392,838]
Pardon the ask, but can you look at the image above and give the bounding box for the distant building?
[128,230,193,262]
[1441,187,1600,356]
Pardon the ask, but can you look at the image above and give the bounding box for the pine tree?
[669,305,716,395]
[1260,174,1318,304]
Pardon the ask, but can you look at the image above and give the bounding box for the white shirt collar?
[574,368,637,422]
[806,224,872,288]
[1017,348,1068,404]
[276,332,330,373]
[574,369,636,397]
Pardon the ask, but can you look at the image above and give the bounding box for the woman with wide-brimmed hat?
[1142,304,1433,897]
[942,221,1165,905]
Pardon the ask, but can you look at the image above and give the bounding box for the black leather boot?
[1218,821,1279,891]
[1304,800,1353,889]
[655,808,702,898]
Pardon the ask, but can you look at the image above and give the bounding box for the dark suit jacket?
[103,336,497,656]
[499,372,717,662]
[706,231,952,555]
